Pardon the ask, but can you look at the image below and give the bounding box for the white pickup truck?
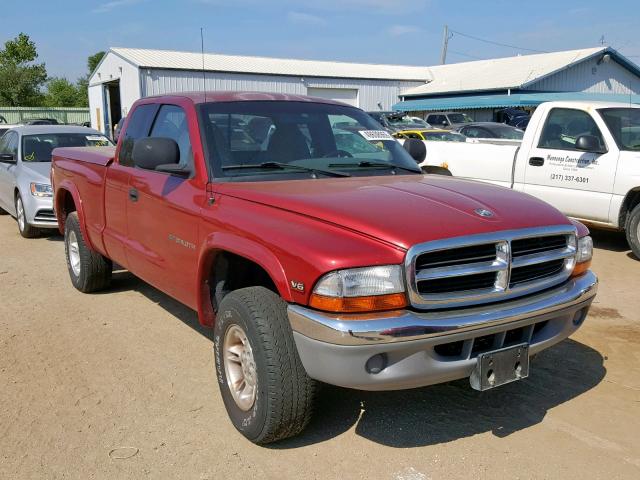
[419,101,640,258]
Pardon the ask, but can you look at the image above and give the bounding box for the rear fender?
[196,232,291,327]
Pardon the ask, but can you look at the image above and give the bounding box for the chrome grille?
[405,226,577,309]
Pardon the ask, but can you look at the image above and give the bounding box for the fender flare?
[195,232,292,327]
[54,180,94,251]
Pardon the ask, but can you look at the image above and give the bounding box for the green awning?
[393,92,640,112]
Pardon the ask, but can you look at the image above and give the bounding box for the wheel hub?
[68,230,81,277]
[223,324,257,411]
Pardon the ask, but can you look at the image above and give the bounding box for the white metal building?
[394,47,640,120]
[88,47,429,136]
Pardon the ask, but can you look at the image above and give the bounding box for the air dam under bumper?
[288,271,597,391]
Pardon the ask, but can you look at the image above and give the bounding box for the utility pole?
[440,25,450,64]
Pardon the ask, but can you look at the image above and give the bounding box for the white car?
[417,101,640,258]
[0,125,112,237]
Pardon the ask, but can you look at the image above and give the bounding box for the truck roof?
[540,100,640,109]
[142,91,353,107]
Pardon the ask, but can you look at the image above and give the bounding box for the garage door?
[306,87,359,107]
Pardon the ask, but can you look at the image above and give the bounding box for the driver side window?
[0,132,18,155]
[538,108,606,151]
[149,105,193,169]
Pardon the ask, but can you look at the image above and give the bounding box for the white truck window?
[538,108,606,152]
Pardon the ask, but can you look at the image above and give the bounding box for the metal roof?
[393,92,640,112]
[401,47,639,97]
[109,47,430,81]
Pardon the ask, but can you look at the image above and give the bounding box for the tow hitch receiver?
[470,343,529,391]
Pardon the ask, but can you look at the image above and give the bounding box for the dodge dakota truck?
[417,101,640,258]
[51,92,597,444]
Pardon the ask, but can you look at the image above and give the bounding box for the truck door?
[522,107,618,222]
[125,103,202,308]
[103,103,159,268]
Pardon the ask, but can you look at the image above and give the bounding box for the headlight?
[572,235,593,277]
[30,183,53,197]
[309,265,406,313]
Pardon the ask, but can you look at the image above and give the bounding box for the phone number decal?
[550,173,589,184]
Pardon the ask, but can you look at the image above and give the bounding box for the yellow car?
[394,128,467,142]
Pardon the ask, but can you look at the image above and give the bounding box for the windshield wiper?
[329,161,421,174]
[222,161,351,177]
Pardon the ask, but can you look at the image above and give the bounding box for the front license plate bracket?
[470,343,529,391]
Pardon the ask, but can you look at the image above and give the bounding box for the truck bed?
[420,140,519,188]
[52,146,116,166]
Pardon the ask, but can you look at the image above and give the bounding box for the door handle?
[529,157,545,166]
[128,187,139,202]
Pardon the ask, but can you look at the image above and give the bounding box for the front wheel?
[626,203,640,260]
[64,212,112,292]
[15,194,40,238]
[213,287,317,444]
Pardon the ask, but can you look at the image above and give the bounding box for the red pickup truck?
[51,92,598,444]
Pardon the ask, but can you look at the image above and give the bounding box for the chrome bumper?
[288,271,597,391]
[289,271,597,346]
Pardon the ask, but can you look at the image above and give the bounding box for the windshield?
[387,116,430,128]
[489,125,524,140]
[598,108,640,151]
[22,133,112,162]
[424,131,467,142]
[199,101,422,181]
[448,113,473,124]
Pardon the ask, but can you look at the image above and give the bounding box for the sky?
[2,0,640,81]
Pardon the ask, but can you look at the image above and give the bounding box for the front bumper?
[288,271,597,391]
[23,193,57,229]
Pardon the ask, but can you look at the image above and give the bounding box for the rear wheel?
[213,286,317,444]
[15,194,40,238]
[64,212,112,292]
[626,203,640,260]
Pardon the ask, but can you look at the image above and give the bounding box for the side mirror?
[403,138,426,163]
[132,137,190,176]
[0,153,16,163]
[575,135,605,154]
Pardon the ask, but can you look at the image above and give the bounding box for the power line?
[448,50,485,60]
[449,29,549,54]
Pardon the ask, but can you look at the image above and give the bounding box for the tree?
[87,51,105,75]
[44,77,84,107]
[0,33,47,106]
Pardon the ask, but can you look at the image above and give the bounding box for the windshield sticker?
[358,130,395,142]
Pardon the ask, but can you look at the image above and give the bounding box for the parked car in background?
[366,111,431,133]
[0,125,112,237]
[52,91,596,444]
[25,118,60,125]
[417,100,640,258]
[395,128,467,142]
[425,111,474,129]
[453,122,525,142]
[496,108,531,127]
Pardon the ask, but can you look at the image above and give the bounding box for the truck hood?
[217,175,571,250]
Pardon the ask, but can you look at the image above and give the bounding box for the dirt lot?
[0,216,639,480]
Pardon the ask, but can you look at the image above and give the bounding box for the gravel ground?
[0,215,639,480]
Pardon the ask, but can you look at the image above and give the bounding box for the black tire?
[626,203,640,260]
[64,212,112,292]
[213,286,317,444]
[15,194,40,238]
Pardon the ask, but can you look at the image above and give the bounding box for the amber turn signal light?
[309,292,407,313]
[571,260,591,278]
